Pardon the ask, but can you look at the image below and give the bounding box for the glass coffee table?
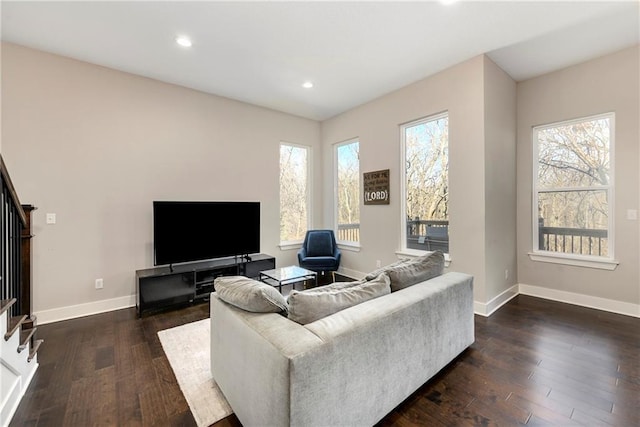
[259,266,317,293]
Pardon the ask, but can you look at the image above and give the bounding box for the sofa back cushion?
[287,273,390,324]
[306,278,365,292]
[215,276,288,313]
[387,251,445,291]
[365,251,445,292]
[364,259,408,281]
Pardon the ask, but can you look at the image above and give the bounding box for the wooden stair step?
[5,314,27,341]
[28,339,44,362]
[0,298,17,316]
[18,326,37,353]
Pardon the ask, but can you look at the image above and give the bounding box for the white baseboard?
[34,295,136,325]
[474,284,519,317]
[32,281,639,325]
[519,284,640,318]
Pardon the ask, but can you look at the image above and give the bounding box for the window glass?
[335,140,360,243]
[534,114,613,258]
[279,143,310,243]
[401,113,449,253]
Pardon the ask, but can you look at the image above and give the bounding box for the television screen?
[153,201,260,266]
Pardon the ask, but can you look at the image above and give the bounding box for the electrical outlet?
[504,269,509,280]
[376,260,381,268]
[95,278,103,289]
[46,213,56,224]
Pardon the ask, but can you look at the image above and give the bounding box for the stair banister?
[1,154,42,427]
[0,154,28,320]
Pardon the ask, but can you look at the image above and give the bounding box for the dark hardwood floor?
[10,295,639,426]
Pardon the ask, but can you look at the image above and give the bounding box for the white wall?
[1,43,321,320]
[516,45,639,308]
[321,55,510,307]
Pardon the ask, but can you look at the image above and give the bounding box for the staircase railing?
[0,154,28,320]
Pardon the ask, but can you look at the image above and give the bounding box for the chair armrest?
[298,247,307,262]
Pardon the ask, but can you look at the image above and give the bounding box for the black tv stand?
[135,253,275,317]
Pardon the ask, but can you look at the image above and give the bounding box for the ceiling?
[1,1,638,121]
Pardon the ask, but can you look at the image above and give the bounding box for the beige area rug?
[158,319,233,427]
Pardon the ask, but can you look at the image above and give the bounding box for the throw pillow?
[301,278,366,294]
[287,273,390,325]
[386,250,445,292]
[364,259,409,281]
[215,276,288,313]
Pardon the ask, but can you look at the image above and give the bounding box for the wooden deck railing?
[407,219,449,252]
[339,217,606,257]
[539,223,608,256]
[337,223,360,242]
[337,219,451,251]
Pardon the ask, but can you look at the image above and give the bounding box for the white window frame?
[279,142,312,250]
[399,112,450,261]
[529,112,618,270]
[334,138,361,250]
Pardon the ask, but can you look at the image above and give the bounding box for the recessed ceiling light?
[302,82,314,89]
[175,36,192,48]
[439,0,459,5]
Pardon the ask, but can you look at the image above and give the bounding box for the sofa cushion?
[297,256,338,268]
[287,273,390,324]
[215,276,288,313]
[364,259,408,281]
[386,251,445,292]
[304,278,366,293]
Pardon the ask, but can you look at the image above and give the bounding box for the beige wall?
[321,55,510,306]
[1,43,321,317]
[483,56,518,304]
[3,39,636,320]
[516,45,640,305]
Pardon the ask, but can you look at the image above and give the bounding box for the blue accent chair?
[298,230,341,274]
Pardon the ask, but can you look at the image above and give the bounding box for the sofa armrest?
[210,294,323,427]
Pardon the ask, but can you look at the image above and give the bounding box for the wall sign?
[363,169,390,205]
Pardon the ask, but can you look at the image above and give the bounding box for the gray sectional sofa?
[210,267,475,427]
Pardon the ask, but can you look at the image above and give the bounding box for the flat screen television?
[153,201,260,266]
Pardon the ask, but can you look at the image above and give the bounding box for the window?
[533,113,614,262]
[279,143,310,244]
[401,113,449,253]
[335,139,360,244]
